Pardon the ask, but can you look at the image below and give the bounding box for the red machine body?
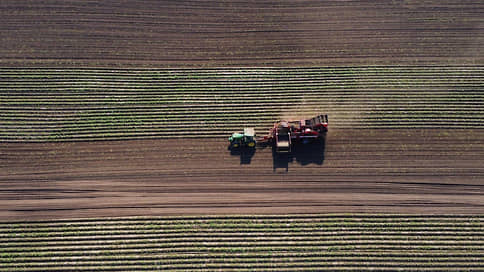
[266,114,328,153]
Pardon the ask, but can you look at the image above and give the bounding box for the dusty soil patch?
[1,129,482,221]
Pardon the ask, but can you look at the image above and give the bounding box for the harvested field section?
[0,215,482,271]
[1,129,483,220]
[1,67,483,141]
[0,0,482,67]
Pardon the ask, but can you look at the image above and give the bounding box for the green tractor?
[228,128,256,149]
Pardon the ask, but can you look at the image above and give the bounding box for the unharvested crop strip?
[1,66,483,141]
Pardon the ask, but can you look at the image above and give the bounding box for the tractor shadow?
[228,147,256,164]
[271,137,326,172]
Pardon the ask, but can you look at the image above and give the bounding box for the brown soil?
[1,129,483,221]
[0,0,482,67]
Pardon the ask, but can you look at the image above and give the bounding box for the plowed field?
[1,129,483,220]
[0,0,482,67]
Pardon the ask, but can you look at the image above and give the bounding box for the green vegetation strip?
[0,215,482,271]
[1,66,483,141]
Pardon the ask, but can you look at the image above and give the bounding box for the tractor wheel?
[248,142,255,147]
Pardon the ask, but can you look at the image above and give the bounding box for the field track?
[0,0,482,67]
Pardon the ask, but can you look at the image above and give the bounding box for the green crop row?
[2,224,482,234]
[3,218,481,229]
[1,67,481,78]
[1,264,482,272]
[1,107,480,115]
[3,96,483,103]
[1,260,482,270]
[4,253,483,262]
[3,232,482,243]
[2,251,482,260]
[2,237,482,251]
[2,216,481,228]
[3,95,481,102]
[3,117,482,131]
[2,247,482,260]
[2,120,482,132]
[1,86,481,95]
[1,225,479,234]
[1,79,481,86]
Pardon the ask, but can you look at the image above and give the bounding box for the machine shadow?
[228,147,256,164]
[272,137,326,172]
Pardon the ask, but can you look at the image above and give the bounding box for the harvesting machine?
[268,114,328,154]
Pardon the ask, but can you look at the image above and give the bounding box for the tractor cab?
[228,128,256,149]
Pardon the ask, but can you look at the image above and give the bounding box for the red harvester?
[265,114,328,154]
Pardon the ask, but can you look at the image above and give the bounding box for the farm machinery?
[228,127,257,149]
[228,127,257,164]
[228,114,328,154]
[228,115,328,167]
[267,114,328,154]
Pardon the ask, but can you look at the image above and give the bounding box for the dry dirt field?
[0,0,482,67]
[2,129,483,221]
